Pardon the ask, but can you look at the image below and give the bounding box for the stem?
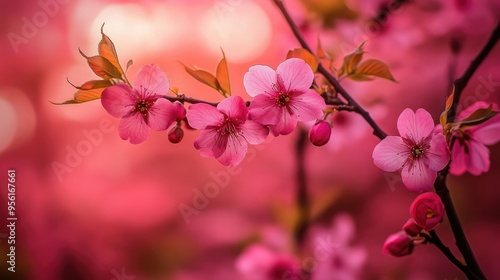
[272,0,388,140]
[446,22,500,123]
[428,230,478,279]
[294,128,309,244]
[163,94,219,106]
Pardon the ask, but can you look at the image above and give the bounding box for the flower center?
[426,208,435,218]
[276,93,290,107]
[218,117,240,136]
[134,99,153,117]
[411,146,425,158]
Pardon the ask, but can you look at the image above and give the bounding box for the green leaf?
[350,59,396,82]
[216,49,231,97]
[286,48,318,72]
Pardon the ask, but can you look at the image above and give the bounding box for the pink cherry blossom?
[186,96,269,166]
[409,192,445,231]
[101,64,176,144]
[243,58,326,136]
[372,108,450,192]
[449,101,500,176]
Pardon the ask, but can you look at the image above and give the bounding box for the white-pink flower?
[186,96,269,166]
[372,108,450,192]
[243,58,326,136]
[449,101,500,175]
[101,64,175,144]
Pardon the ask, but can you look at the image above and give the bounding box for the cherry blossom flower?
[243,58,326,136]
[410,192,445,231]
[372,108,450,192]
[449,101,500,176]
[101,64,175,144]
[186,96,269,166]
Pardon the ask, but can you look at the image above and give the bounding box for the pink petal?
[243,65,277,97]
[292,90,326,121]
[134,64,170,98]
[248,94,281,125]
[397,108,435,142]
[465,139,490,175]
[118,112,151,144]
[401,159,436,192]
[269,110,298,136]
[148,98,176,131]
[372,136,409,172]
[194,130,227,159]
[217,96,248,122]
[101,84,135,118]
[426,133,450,171]
[186,103,224,130]
[472,115,500,145]
[276,58,314,93]
[449,143,468,176]
[240,120,269,145]
[217,135,248,166]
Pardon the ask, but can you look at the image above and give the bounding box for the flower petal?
[472,115,500,145]
[148,98,176,131]
[217,135,248,166]
[186,103,224,130]
[465,139,490,175]
[217,96,248,122]
[101,84,135,118]
[243,65,277,97]
[397,108,434,142]
[270,109,298,136]
[118,112,151,144]
[276,58,314,93]
[241,120,269,145]
[372,136,409,172]
[134,64,170,98]
[401,159,436,192]
[194,130,227,159]
[248,94,281,125]
[426,133,450,171]
[291,90,326,122]
[449,143,467,176]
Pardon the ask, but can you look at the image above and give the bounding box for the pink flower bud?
[173,101,186,122]
[402,218,422,236]
[168,126,184,144]
[410,192,445,231]
[308,120,331,146]
[382,231,414,257]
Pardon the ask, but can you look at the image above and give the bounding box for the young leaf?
[456,105,499,128]
[79,49,122,80]
[216,50,231,97]
[286,48,318,72]
[339,41,366,76]
[440,87,455,127]
[52,88,108,105]
[316,36,328,59]
[98,25,125,77]
[68,79,113,90]
[182,63,221,92]
[350,59,396,82]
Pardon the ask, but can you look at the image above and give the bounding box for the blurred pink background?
[1,0,500,279]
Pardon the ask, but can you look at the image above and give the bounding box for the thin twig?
[164,94,219,106]
[295,129,309,244]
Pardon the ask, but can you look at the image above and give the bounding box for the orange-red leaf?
[440,86,455,127]
[79,49,122,80]
[69,79,113,90]
[351,59,396,82]
[287,48,318,72]
[52,88,107,105]
[339,41,366,76]
[98,25,125,77]
[216,50,231,97]
[182,63,221,92]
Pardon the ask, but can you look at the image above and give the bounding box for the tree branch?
[163,94,219,106]
[294,129,310,244]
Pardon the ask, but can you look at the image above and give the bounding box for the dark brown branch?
[164,94,219,106]
[272,0,388,140]
[294,129,309,244]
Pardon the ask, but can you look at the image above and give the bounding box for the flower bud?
[410,192,445,231]
[173,101,186,122]
[382,231,414,257]
[402,218,422,236]
[168,126,184,144]
[308,120,331,146]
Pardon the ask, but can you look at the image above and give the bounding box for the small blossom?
[186,96,269,166]
[101,64,175,144]
[173,101,186,122]
[410,192,445,231]
[244,58,326,136]
[372,108,450,192]
[382,231,414,257]
[402,218,423,236]
[309,120,332,146]
[449,101,500,176]
[168,126,184,144]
